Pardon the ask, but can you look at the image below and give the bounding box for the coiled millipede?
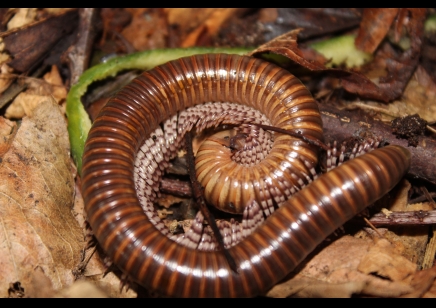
[81,54,411,297]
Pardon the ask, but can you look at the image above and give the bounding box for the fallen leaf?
[179,8,243,47]
[401,265,436,297]
[42,65,67,103]
[266,235,416,298]
[0,116,16,156]
[6,9,38,30]
[54,280,108,298]
[121,8,167,51]
[357,238,417,281]
[5,92,49,119]
[0,99,84,297]
[0,9,78,72]
[5,65,67,119]
[250,11,427,102]
[0,62,14,95]
[355,9,399,53]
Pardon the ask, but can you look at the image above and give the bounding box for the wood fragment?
[422,226,436,270]
[62,8,99,85]
[0,9,79,72]
[369,210,436,226]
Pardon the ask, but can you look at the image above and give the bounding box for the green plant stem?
[66,47,252,175]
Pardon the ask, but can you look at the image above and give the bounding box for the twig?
[184,131,238,273]
[422,225,436,269]
[369,210,436,226]
[255,123,329,151]
[409,192,436,205]
[63,8,99,85]
[319,103,436,185]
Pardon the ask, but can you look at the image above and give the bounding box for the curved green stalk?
[66,47,252,175]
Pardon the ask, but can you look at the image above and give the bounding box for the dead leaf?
[0,9,78,72]
[54,280,108,298]
[6,9,38,30]
[5,92,49,119]
[345,75,436,123]
[179,8,243,47]
[0,116,16,156]
[5,65,67,119]
[0,63,14,94]
[401,265,436,297]
[42,65,67,103]
[250,11,427,102]
[358,238,417,281]
[80,250,138,298]
[0,99,84,297]
[121,8,167,51]
[266,235,416,298]
[356,9,400,53]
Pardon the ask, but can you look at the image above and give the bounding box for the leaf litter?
[1,8,436,297]
[0,99,83,297]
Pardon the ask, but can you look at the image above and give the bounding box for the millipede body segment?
[81,54,411,297]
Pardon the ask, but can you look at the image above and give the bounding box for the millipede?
[81,53,411,297]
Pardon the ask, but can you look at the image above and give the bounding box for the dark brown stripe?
[81,54,410,297]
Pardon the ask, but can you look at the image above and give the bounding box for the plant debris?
[0,8,436,298]
[392,114,427,147]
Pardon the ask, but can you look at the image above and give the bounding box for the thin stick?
[184,131,238,273]
[256,123,329,151]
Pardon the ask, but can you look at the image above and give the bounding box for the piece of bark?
[355,8,399,53]
[0,99,84,297]
[62,8,99,85]
[319,103,436,185]
[0,9,79,73]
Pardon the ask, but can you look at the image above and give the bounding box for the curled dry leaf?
[0,99,84,297]
[355,8,400,53]
[357,238,417,281]
[266,235,417,298]
[344,76,436,123]
[0,116,16,157]
[53,280,108,298]
[121,8,168,51]
[6,9,38,30]
[250,11,427,102]
[0,63,14,94]
[5,65,67,119]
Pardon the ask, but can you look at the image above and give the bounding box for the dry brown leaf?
[54,280,108,298]
[404,265,436,297]
[121,8,167,51]
[5,65,67,119]
[0,63,14,94]
[359,180,429,269]
[267,235,416,298]
[357,238,417,281]
[5,92,49,119]
[345,75,436,122]
[0,99,84,297]
[0,9,78,73]
[267,276,367,298]
[0,116,16,156]
[0,38,12,65]
[355,9,399,53]
[166,8,217,32]
[180,8,243,47]
[80,251,137,298]
[42,65,67,103]
[7,9,38,30]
